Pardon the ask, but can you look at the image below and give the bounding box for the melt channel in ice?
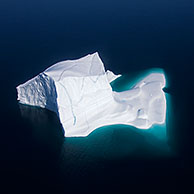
[16,52,166,137]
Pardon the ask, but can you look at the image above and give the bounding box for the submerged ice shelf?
[17,52,166,137]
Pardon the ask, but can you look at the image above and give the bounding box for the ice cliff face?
[17,52,166,137]
[17,73,58,113]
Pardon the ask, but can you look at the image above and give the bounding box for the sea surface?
[0,0,194,193]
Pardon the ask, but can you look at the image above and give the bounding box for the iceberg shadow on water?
[18,66,173,159]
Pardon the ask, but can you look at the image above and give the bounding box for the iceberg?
[17,52,166,137]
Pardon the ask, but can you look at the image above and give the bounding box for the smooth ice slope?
[17,53,166,137]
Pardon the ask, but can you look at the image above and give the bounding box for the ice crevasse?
[17,52,166,137]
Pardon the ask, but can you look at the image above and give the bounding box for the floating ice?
[17,52,166,137]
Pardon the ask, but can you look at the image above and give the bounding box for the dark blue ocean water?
[0,0,194,193]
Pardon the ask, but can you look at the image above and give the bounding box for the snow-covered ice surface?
[17,52,166,137]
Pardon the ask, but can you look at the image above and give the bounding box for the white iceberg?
[17,52,166,137]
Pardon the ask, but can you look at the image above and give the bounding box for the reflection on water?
[19,70,174,167]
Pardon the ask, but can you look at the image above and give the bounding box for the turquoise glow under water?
[62,69,173,160]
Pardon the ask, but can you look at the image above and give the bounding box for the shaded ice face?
[17,52,166,137]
